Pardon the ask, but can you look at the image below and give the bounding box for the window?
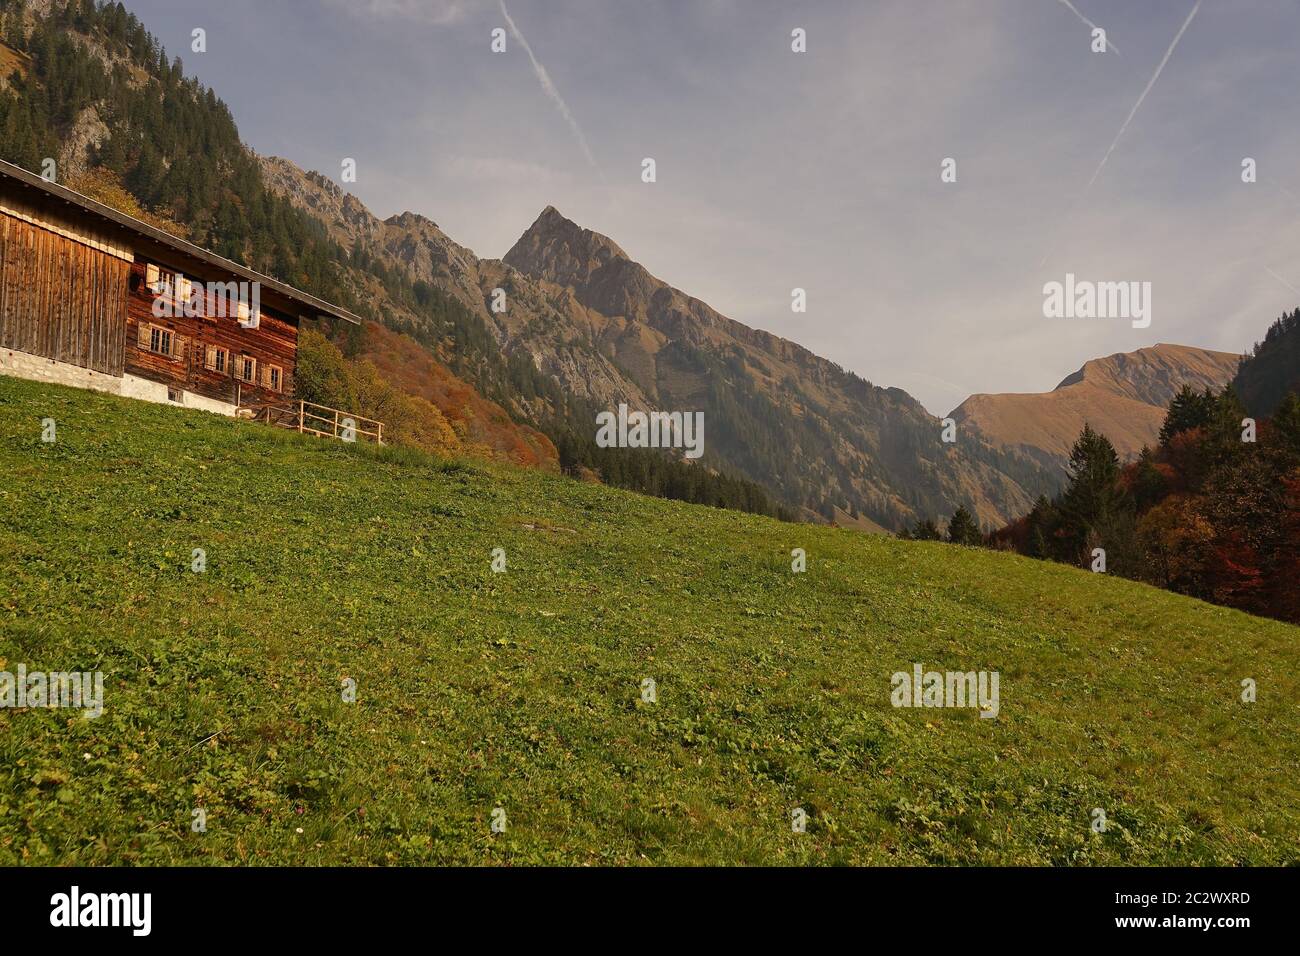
[149,326,172,356]
[167,388,183,404]
[137,323,187,362]
[260,363,283,392]
[238,355,257,383]
[204,345,229,374]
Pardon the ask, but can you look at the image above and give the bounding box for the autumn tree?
[1137,496,1214,595]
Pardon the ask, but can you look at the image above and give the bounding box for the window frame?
[137,322,186,363]
[204,345,230,375]
[149,325,173,357]
[261,363,283,392]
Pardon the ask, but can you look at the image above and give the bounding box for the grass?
[0,374,1297,865]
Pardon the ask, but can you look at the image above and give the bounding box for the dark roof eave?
[0,160,362,326]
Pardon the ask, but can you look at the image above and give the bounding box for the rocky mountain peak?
[504,206,629,285]
[259,157,1056,528]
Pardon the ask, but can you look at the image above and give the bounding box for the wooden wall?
[123,261,298,406]
[0,199,302,407]
[0,212,129,376]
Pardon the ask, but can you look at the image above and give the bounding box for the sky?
[123,0,1300,415]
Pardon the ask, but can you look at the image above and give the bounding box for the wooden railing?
[243,399,384,445]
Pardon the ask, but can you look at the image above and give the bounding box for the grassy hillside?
[1,376,1297,866]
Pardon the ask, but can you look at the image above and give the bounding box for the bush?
[296,329,461,456]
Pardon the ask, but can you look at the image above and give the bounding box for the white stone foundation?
[0,348,237,416]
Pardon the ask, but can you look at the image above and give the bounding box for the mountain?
[495,206,1041,527]
[497,207,1058,529]
[950,344,1241,471]
[258,160,658,412]
[260,165,1058,528]
[1235,307,1300,417]
[2,0,1059,530]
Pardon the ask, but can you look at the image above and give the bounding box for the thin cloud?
[499,0,601,175]
[1056,0,1120,55]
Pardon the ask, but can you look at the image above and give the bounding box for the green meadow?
[0,375,1296,865]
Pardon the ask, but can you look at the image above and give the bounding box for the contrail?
[499,0,600,173]
[1056,0,1120,55]
[1265,267,1300,297]
[1082,0,1200,194]
[1040,0,1200,266]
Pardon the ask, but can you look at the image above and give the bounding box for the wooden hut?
[0,159,360,414]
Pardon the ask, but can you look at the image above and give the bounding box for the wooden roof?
[0,160,362,326]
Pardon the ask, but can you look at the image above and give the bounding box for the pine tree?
[1159,386,1217,445]
[902,517,942,541]
[1065,426,1120,505]
[1024,495,1055,559]
[946,505,982,546]
[1058,424,1127,562]
[1203,386,1249,470]
[1271,392,1300,461]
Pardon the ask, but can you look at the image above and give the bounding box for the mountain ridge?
[258,155,1062,527]
[950,344,1241,470]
